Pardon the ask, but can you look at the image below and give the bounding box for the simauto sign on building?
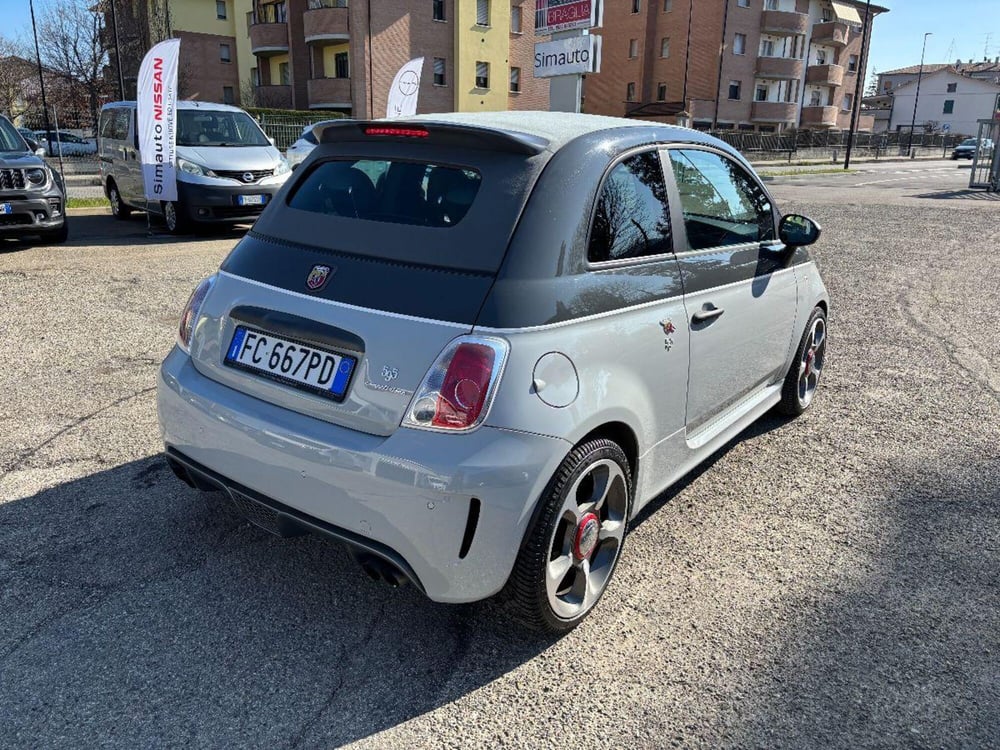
[535,0,603,34]
[533,34,602,78]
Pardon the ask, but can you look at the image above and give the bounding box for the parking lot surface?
[1,169,998,748]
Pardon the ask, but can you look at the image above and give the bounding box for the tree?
[34,0,111,130]
[864,68,880,98]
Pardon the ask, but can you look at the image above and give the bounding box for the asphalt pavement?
[1,169,998,748]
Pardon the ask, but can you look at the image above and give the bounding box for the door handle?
[692,305,725,324]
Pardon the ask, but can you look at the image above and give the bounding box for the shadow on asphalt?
[0,213,251,253]
[912,189,1000,201]
[0,456,553,747]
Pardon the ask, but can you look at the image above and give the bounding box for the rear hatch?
[187,121,550,436]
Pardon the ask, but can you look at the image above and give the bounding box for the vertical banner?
[137,39,180,201]
[386,57,424,119]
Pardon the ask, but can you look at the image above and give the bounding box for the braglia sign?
[535,0,603,34]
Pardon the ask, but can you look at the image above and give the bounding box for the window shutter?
[477,0,489,25]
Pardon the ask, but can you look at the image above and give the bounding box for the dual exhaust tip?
[352,551,410,589]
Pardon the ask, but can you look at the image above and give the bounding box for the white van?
[98,100,291,233]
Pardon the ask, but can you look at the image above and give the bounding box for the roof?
[405,110,692,153]
[888,66,1000,93]
[100,100,249,113]
[881,63,953,76]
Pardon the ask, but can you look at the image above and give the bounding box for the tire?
[41,219,69,245]
[163,200,188,234]
[108,180,131,219]
[777,306,827,417]
[505,438,633,633]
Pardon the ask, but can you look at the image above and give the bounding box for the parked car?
[35,130,98,157]
[98,100,292,233]
[0,114,67,243]
[285,120,343,169]
[951,137,994,160]
[158,112,828,631]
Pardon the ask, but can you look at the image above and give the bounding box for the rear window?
[288,159,482,228]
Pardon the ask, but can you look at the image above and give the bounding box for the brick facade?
[173,30,241,104]
[586,0,883,132]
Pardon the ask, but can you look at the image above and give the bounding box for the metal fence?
[254,112,346,150]
[703,129,966,161]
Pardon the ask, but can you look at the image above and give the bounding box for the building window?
[734,33,746,55]
[279,61,290,86]
[220,43,231,63]
[628,39,639,58]
[433,57,446,85]
[510,66,520,92]
[947,82,957,93]
[764,0,777,9]
[631,0,640,13]
[626,82,636,101]
[511,5,522,33]
[756,85,768,101]
[433,0,445,21]
[809,89,821,106]
[738,0,749,7]
[660,37,669,57]
[251,67,260,86]
[222,85,234,104]
[656,82,666,101]
[816,49,827,65]
[943,99,955,114]
[334,51,349,78]
[476,0,489,26]
[728,80,741,100]
[761,39,774,57]
[663,0,671,9]
[475,61,489,88]
[848,54,859,73]
[842,93,853,111]
[217,0,227,19]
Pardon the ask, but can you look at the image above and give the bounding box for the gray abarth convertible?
[159,112,827,632]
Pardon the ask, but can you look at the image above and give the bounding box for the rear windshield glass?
[288,159,482,228]
[177,110,269,147]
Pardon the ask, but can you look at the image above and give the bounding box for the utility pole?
[844,0,874,170]
[109,0,126,99]
[907,32,932,158]
[28,0,52,139]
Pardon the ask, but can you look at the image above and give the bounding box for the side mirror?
[268,136,276,147]
[779,214,821,248]
[35,148,46,158]
[24,136,38,151]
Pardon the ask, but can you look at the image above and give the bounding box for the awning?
[831,1,863,25]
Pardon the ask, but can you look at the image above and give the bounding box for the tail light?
[177,275,216,353]
[403,336,509,432]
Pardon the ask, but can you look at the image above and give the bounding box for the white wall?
[889,71,1000,136]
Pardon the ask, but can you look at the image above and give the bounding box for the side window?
[588,151,672,263]
[99,110,114,140]
[110,108,130,141]
[667,149,774,250]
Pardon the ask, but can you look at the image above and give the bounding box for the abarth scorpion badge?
[306,264,333,291]
[661,319,676,351]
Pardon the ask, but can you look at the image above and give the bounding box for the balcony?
[756,56,805,80]
[250,23,289,56]
[307,77,352,108]
[303,4,350,44]
[812,21,849,47]
[751,101,797,123]
[800,105,838,127]
[254,84,292,108]
[806,63,844,87]
[760,10,809,36]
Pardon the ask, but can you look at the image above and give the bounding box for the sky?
[7,0,1000,84]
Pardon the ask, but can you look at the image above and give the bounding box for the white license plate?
[224,326,356,400]
[0,203,11,215]
[237,194,266,206]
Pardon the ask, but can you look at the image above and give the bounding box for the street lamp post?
[907,32,932,158]
[28,0,52,139]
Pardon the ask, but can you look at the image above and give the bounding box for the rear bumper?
[157,346,571,602]
[177,180,283,224]
[0,194,65,235]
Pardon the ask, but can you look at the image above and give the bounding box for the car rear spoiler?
[312,120,549,156]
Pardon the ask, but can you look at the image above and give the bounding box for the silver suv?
[158,113,828,631]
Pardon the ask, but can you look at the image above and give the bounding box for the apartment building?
[110,0,547,115]
[585,0,886,132]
